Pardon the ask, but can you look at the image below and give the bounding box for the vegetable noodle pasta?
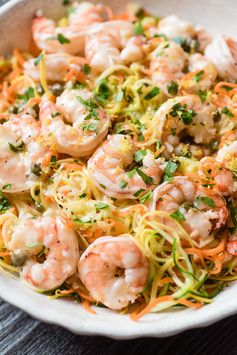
[0,1,237,320]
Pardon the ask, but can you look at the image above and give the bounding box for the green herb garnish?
[134,21,144,35]
[222,107,234,117]
[119,180,128,189]
[95,202,109,210]
[170,103,196,125]
[134,150,147,163]
[193,70,204,82]
[167,81,178,95]
[163,160,180,181]
[34,52,43,66]
[195,196,216,208]
[139,190,152,204]
[170,209,186,221]
[144,87,160,100]
[57,33,70,44]
[18,87,35,102]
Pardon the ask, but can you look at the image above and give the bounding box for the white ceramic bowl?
[0,0,237,339]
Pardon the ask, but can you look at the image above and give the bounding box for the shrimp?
[156,15,196,40]
[205,35,237,81]
[0,114,52,192]
[32,2,111,54]
[39,88,110,157]
[195,25,212,52]
[150,176,228,246]
[216,140,237,164]
[180,53,217,93]
[120,35,146,65]
[3,215,79,291]
[154,95,216,155]
[24,53,87,82]
[85,21,133,72]
[78,235,149,309]
[87,134,163,199]
[149,41,187,96]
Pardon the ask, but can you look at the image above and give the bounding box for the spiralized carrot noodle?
[1,1,237,321]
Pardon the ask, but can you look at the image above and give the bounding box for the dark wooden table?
[1,0,237,353]
[1,297,237,355]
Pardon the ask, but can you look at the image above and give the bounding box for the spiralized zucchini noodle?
[0,1,237,320]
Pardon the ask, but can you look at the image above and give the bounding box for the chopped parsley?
[222,107,234,117]
[133,188,145,197]
[193,70,204,82]
[156,140,162,150]
[144,87,160,100]
[34,52,43,66]
[167,81,178,95]
[0,191,11,213]
[81,123,98,132]
[119,180,128,189]
[82,64,91,74]
[195,196,216,208]
[170,103,196,125]
[95,80,110,104]
[79,193,87,199]
[139,190,152,204]
[50,155,57,165]
[170,209,186,221]
[95,202,109,210]
[134,21,144,35]
[134,150,147,163]
[135,168,153,184]
[154,33,168,40]
[51,112,61,118]
[57,33,71,44]
[127,169,137,178]
[163,160,180,181]
[74,216,92,224]
[18,87,35,102]
[77,96,98,109]
[2,183,11,190]
[197,90,208,103]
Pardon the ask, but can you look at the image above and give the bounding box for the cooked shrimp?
[3,215,79,291]
[150,41,187,95]
[216,140,237,190]
[154,95,216,154]
[157,15,195,39]
[150,176,228,246]
[24,53,87,82]
[87,134,163,199]
[194,25,212,51]
[85,21,133,72]
[40,88,110,157]
[180,53,217,93]
[32,2,111,54]
[120,35,146,64]
[216,140,237,164]
[78,235,149,309]
[0,114,52,192]
[205,35,237,81]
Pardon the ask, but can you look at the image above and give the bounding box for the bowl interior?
[0,0,237,339]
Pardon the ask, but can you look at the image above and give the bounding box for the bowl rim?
[0,0,237,339]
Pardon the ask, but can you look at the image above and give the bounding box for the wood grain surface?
[0,1,237,354]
